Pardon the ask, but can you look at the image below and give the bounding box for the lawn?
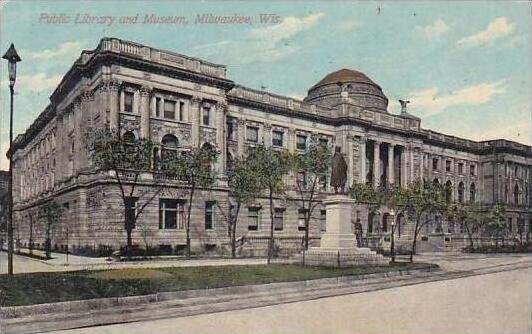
[0,262,437,307]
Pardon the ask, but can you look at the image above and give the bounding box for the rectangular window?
[227,121,235,140]
[155,98,161,117]
[179,101,185,121]
[470,165,476,176]
[159,199,178,230]
[124,92,134,113]
[247,126,259,143]
[296,135,307,150]
[248,207,260,231]
[298,209,307,231]
[164,100,176,120]
[272,130,284,147]
[205,201,215,230]
[125,197,138,229]
[274,208,284,231]
[432,158,438,171]
[508,218,513,232]
[445,160,451,172]
[458,163,464,174]
[202,106,210,126]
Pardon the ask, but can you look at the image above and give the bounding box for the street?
[51,266,530,334]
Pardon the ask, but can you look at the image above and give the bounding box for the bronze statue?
[330,146,347,194]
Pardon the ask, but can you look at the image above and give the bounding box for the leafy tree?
[485,203,507,249]
[403,180,449,262]
[217,157,262,258]
[39,200,63,259]
[288,143,332,250]
[382,184,409,262]
[162,145,219,257]
[447,203,485,249]
[246,145,290,264]
[85,128,161,257]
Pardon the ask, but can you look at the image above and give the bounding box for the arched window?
[458,182,464,203]
[445,180,453,202]
[470,183,476,203]
[161,134,179,148]
[514,184,519,205]
[122,131,136,142]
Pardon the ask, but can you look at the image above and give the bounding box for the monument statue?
[330,146,348,194]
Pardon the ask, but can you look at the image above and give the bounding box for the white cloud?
[416,19,449,39]
[24,41,83,60]
[18,73,63,92]
[192,13,325,64]
[457,17,515,47]
[288,93,306,101]
[407,81,506,117]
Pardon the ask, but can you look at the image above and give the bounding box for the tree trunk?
[29,218,34,255]
[45,224,51,259]
[267,189,274,264]
[231,203,241,259]
[390,224,395,263]
[125,206,133,258]
[410,226,419,263]
[304,211,310,250]
[186,187,195,258]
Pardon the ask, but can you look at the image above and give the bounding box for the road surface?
[52,266,530,334]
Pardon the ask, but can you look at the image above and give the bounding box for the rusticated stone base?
[293,247,388,267]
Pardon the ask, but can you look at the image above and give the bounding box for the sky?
[0,0,530,170]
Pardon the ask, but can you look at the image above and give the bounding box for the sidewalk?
[0,251,268,274]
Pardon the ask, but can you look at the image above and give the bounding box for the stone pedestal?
[295,194,388,267]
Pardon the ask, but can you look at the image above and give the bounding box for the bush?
[464,243,532,253]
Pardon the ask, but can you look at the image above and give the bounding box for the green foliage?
[227,157,262,205]
[85,128,154,173]
[246,145,291,194]
[162,145,219,187]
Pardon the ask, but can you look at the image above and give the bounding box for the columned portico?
[401,146,408,187]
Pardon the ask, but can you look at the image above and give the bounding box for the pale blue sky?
[0,1,530,169]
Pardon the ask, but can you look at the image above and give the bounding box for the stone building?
[10,38,532,255]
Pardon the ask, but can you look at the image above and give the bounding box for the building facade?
[10,38,532,255]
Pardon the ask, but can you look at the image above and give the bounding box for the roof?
[311,68,378,89]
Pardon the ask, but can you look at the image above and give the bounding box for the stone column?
[107,80,121,131]
[373,140,380,188]
[133,90,139,114]
[410,146,415,182]
[139,86,151,139]
[359,137,367,184]
[215,102,227,174]
[346,135,354,188]
[190,97,202,147]
[401,146,408,187]
[150,95,156,117]
[263,123,272,146]
[119,90,125,113]
[420,152,424,181]
[237,119,245,157]
[388,143,395,184]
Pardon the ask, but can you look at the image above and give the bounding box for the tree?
[485,203,507,249]
[162,144,219,257]
[447,203,485,249]
[218,157,262,258]
[382,184,409,262]
[246,145,290,264]
[288,143,332,250]
[403,180,449,262]
[39,200,63,259]
[85,128,161,257]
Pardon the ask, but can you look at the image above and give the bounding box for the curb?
[1,266,436,319]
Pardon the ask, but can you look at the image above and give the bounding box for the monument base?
[293,247,388,267]
[291,194,388,267]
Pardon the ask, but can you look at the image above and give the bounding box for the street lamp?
[389,209,396,263]
[3,43,21,276]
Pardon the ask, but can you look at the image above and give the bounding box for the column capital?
[215,102,228,111]
[101,79,121,91]
[191,96,202,105]
[140,85,152,96]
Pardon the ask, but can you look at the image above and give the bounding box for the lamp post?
[389,209,396,263]
[3,43,21,276]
